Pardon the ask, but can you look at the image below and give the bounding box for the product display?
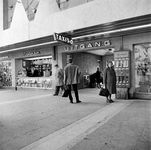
[16,56,52,89]
[114,51,130,88]
[16,77,52,89]
[114,50,130,99]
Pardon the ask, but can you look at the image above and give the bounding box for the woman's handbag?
[99,87,109,97]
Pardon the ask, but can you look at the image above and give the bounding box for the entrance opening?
[64,48,115,88]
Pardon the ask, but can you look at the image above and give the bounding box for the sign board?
[0,56,10,60]
[114,51,129,58]
[53,33,73,45]
[64,40,111,51]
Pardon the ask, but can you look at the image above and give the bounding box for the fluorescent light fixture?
[24,56,52,60]
[72,29,121,40]
[0,41,58,54]
[121,24,151,31]
[73,24,151,40]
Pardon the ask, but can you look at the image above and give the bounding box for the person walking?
[104,61,116,103]
[64,58,82,103]
[53,64,64,96]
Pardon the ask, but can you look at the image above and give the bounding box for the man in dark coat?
[64,58,81,103]
[104,61,116,103]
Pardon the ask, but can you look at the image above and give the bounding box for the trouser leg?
[54,86,60,95]
[72,84,79,102]
[67,85,73,102]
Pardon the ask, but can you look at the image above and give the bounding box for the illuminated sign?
[114,51,129,58]
[23,51,41,57]
[53,33,73,45]
[64,40,111,51]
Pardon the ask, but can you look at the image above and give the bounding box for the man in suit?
[64,58,82,103]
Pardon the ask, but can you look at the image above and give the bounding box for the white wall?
[0,0,151,46]
[0,0,3,43]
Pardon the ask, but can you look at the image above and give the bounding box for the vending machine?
[114,50,130,99]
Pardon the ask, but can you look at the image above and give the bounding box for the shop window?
[4,0,40,29]
[16,56,52,89]
[134,43,151,93]
[22,0,40,21]
[57,0,94,10]
[57,0,69,10]
[0,60,12,86]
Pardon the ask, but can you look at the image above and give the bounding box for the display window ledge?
[17,86,52,90]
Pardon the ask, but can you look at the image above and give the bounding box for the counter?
[16,76,52,89]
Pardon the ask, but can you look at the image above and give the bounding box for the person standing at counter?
[104,61,116,103]
[53,64,64,96]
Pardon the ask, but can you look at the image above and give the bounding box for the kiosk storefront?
[15,48,53,90]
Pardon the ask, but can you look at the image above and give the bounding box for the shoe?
[106,99,110,103]
[109,99,114,103]
[53,94,58,96]
[70,99,73,103]
[76,100,81,103]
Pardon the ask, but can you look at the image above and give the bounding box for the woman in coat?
[104,61,116,103]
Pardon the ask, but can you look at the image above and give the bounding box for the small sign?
[114,51,129,58]
[23,51,41,57]
[53,33,73,45]
[0,56,10,60]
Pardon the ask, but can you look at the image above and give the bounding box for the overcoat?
[104,67,116,94]
[64,64,81,85]
[55,67,64,86]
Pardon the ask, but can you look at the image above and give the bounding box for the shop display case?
[114,50,130,99]
[17,57,52,89]
[22,57,52,77]
[16,77,52,89]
